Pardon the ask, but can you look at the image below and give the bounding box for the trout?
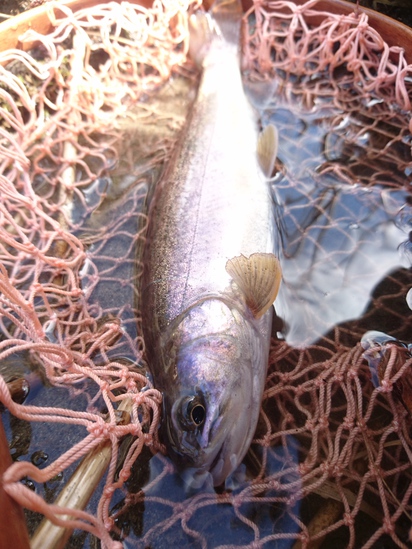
[141,0,280,487]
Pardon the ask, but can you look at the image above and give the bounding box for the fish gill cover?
[0,0,411,547]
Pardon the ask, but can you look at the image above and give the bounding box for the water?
[265,90,412,347]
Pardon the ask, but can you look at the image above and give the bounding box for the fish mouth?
[178,445,226,490]
[163,410,230,486]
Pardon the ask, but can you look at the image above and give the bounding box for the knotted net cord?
[0,0,411,547]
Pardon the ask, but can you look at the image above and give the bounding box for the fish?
[141,0,280,487]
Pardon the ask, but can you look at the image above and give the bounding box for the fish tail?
[210,0,243,44]
[189,0,242,65]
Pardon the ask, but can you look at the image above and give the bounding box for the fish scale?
[141,0,281,487]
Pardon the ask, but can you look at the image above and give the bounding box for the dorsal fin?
[257,124,278,178]
[226,252,282,318]
[210,0,243,45]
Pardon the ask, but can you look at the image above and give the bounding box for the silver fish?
[141,0,280,487]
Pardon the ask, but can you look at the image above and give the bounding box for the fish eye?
[178,396,206,430]
[188,399,206,426]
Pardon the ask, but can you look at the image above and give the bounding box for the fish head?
[159,300,268,487]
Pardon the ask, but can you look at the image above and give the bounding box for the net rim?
[1,0,412,57]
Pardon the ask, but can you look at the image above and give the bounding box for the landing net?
[0,0,411,547]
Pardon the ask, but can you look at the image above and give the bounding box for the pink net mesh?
[0,0,411,547]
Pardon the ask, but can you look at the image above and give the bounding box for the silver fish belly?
[141,1,280,487]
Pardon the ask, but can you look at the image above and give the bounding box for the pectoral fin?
[226,252,282,319]
[257,124,278,179]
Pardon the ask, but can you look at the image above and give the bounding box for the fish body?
[141,0,280,486]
